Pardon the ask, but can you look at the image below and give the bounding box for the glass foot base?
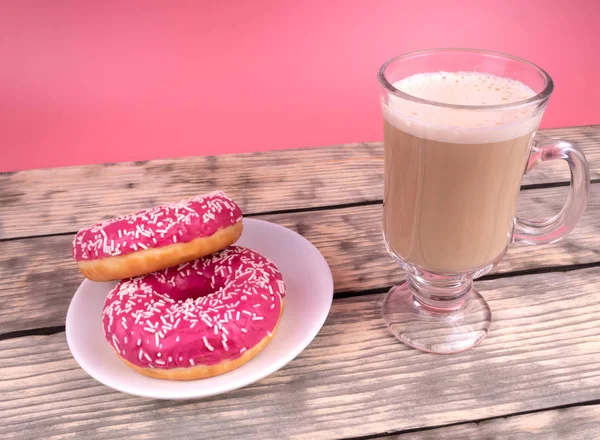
[382,281,492,354]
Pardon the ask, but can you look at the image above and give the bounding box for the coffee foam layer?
[382,71,542,144]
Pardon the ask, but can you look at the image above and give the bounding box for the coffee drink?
[382,72,541,273]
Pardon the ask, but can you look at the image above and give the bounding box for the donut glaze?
[102,246,285,371]
[73,191,242,261]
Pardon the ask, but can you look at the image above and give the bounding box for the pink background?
[1,1,599,172]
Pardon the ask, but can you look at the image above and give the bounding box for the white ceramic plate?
[66,218,333,399]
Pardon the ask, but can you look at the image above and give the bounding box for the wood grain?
[0,142,384,240]
[391,405,600,439]
[1,267,599,440]
[1,184,599,334]
[1,126,599,240]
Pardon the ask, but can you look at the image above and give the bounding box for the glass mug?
[378,49,590,354]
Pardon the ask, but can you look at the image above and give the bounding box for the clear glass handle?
[513,140,590,245]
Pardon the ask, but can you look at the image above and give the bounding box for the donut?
[72,191,243,281]
[102,246,286,380]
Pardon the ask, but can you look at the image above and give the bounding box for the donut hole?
[153,274,221,302]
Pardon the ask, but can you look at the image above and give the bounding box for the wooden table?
[1,125,600,439]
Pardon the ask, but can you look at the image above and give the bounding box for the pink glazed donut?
[102,246,286,380]
[72,191,243,281]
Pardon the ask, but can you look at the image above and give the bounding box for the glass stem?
[407,274,472,311]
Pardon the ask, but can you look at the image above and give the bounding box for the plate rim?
[65,218,334,399]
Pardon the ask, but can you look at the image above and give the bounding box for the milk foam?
[382,71,543,144]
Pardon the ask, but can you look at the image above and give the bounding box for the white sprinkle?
[222,340,229,351]
[222,333,228,342]
[240,347,247,354]
[168,356,173,362]
[179,356,183,362]
[201,317,213,328]
[155,333,160,347]
[157,352,161,357]
[189,358,195,366]
[176,336,180,342]
[144,353,152,362]
[267,331,273,337]
[261,294,269,301]
[137,338,142,346]
[252,316,264,321]
[241,328,248,333]
[253,304,261,308]
[236,311,241,321]
[173,236,178,243]
[124,336,128,344]
[155,359,166,365]
[138,349,144,360]
[203,337,214,351]
[270,303,275,309]
[143,326,156,333]
[242,310,252,316]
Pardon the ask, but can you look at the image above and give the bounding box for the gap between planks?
[343,401,600,440]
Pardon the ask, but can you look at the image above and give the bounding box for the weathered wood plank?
[1,126,598,240]
[1,143,383,240]
[391,405,600,439]
[1,184,599,334]
[1,268,599,440]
